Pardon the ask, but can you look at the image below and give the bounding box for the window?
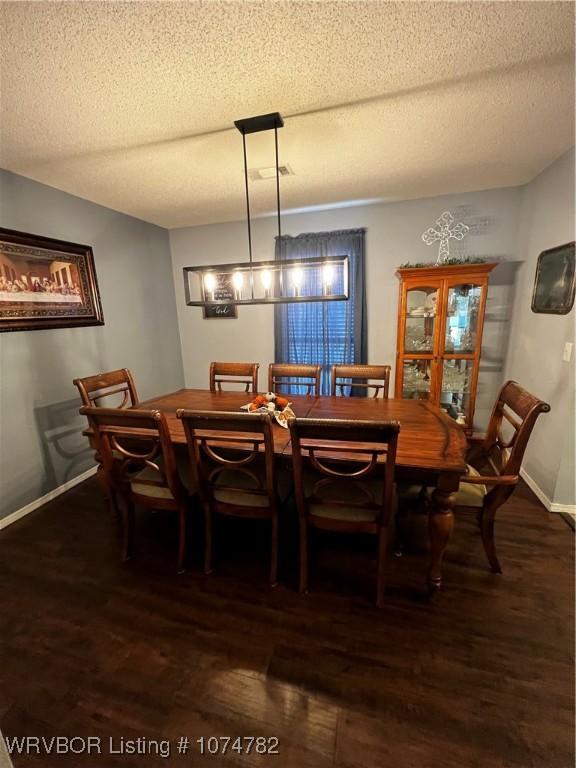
[274,229,367,394]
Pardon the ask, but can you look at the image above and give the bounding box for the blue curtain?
[274,228,367,395]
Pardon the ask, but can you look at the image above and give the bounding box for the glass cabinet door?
[401,359,434,400]
[439,358,474,421]
[404,286,439,354]
[396,265,494,429]
[443,283,482,354]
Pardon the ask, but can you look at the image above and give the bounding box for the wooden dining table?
[137,388,468,593]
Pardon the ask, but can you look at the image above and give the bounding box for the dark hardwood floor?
[0,477,573,767]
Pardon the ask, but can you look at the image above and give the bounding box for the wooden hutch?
[395,262,497,430]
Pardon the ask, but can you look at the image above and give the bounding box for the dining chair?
[177,409,286,586]
[331,364,392,398]
[268,363,321,395]
[73,368,139,408]
[455,380,550,574]
[209,362,259,393]
[288,416,400,607]
[80,406,194,573]
[74,368,140,519]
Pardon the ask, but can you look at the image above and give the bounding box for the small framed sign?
[203,303,238,319]
[531,242,575,315]
[202,272,238,319]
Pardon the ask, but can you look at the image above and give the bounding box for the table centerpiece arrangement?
[241,392,295,428]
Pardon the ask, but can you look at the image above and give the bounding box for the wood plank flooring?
[0,478,573,767]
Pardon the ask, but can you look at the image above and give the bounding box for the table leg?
[427,484,456,595]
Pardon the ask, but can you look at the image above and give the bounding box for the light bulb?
[323,263,334,286]
[232,271,243,300]
[260,269,272,291]
[204,273,216,298]
[291,267,303,294]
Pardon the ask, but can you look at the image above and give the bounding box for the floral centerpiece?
[241,392,295,428]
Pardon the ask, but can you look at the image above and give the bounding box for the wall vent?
[248,164,294,181]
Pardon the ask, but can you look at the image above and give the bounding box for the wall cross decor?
[422,211,469,264]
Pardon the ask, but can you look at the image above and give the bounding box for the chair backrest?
[209,362,259,393]
[288,417,400,525]
[73,368,139,408]
[268,363,321,395]
[479,380,551,479]
[177,409,278,513]
[331,364,391,398]
[80,406,186,503]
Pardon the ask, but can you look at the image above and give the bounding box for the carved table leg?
[427,483,457,595]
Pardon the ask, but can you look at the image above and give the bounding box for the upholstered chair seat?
[303,472,384,522]
[212,460,292,507]
[130,459,195,500]
[397,464,487,507]
[454,465,487,507]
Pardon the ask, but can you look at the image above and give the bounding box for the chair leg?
[394,498,408,557]
[108,489,121,523]
[203,505,213,575]
[97,465,120,522]
[177,506,187,574]
[121,495,135,562]
[269,514,279,587]
[480,503,503,574]
[299,521,309,594]
[376,527,388,608]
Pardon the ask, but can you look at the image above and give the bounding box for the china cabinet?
[395,262,496,430]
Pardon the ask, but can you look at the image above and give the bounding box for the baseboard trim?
[520,468,553,510]
[520,468,576,517]
[550,502,576,516]
[0,466,98,531]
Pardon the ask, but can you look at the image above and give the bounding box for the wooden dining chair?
[177,409,285,586]
[455,380,550,574]
[331,364,392,398]
[73,368,139,408]
[209,362,259,393]
[288,417,400,607]
[268,363,321,395]
[80,406,194,573]
[74,368,140,517]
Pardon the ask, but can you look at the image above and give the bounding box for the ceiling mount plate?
[234,112,284,134]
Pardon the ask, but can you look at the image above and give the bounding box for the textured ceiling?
[0,1,574,229]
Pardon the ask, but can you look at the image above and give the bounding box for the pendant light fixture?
[183,112,349,307]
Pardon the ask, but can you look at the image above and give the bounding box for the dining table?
[137,388,468,594]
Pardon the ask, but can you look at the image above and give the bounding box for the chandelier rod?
[241,128,254,266]
[274,123,284,297]
[274,124,282,241]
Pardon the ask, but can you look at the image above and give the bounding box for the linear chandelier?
[184,112,349,307]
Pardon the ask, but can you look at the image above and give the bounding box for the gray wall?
[503,149,575,506]
[2,149,572,519]
[0,170,184,520]
[170,186,522,428]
